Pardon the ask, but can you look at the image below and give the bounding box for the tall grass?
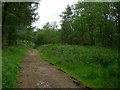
[2,45,28,88]
[38,44,119,88]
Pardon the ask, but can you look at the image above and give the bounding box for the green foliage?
[60,2,119,47]
[38,44,119,88]
[17,40,33,47]
[2,2,39,46]
[17,28,34,42]
[2,46,28,88]
[35,30,61,46]
[34,22,61,46]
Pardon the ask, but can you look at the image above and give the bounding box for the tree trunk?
[2,2,8,48]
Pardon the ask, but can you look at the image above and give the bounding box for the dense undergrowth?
[38,44,119,88]
[2,40,32,88]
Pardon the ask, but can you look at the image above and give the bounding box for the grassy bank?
[38,44,118,88]
[2,46,28,88]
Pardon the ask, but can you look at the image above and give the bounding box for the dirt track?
[19,49,89,88]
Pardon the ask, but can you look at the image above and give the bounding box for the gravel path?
[19,48,89,88]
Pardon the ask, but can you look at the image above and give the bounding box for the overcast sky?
[32,0,79,30]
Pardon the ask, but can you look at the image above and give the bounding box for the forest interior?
[1,0,120,89]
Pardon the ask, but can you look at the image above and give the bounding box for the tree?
[60,5,73,44]
[34,22,61,46]
[60,2,119,47]
[2,2,39,47]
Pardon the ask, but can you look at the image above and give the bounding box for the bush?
[17,40,33,47]
[34,30,61,46]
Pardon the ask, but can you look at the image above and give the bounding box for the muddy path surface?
[19,49,89,88]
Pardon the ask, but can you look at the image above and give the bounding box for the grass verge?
[37,44,119,88]
[2,46,28,88]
